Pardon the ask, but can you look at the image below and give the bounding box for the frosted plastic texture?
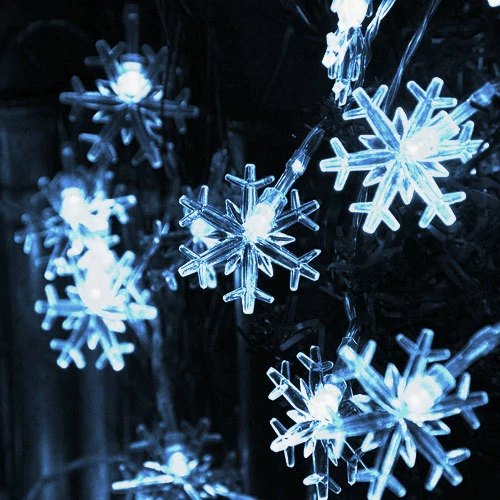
[267,344,369,499]
[60,5,199,169]
[330,325,499,500]
[178,129,323,314]
[14,166,136,281]
[320,78,495,233]
[35,247,157,371]
[267,324,499,499]
[112,420,256,499]
[322,0,372,106]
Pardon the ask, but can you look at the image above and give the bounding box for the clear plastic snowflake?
[15,167,136,280]
[112,420,255,499]
[177,161,321,314]
[267,344,369,499]
[322,0,372,106]
[320,77,494,233]
[60,5,199,169]
[324,326,500,500]
[35,247,157,371]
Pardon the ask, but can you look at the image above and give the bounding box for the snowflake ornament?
[35,247,157,371]
[320,78,497,233]
[321,325,500,500]
[267,342,369,499]
[15,167,136,280]
[322,0,372,106]
[112,420,255,499]
[177,163,321,314]
[60,4,199,169]
[177,128,324,314]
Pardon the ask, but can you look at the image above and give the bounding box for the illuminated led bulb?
[113,61,153,103]
[487,0,500,7]
[331,0,371,29]
[60,187,87,227]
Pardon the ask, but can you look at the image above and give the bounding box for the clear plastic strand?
[382,0,442,113]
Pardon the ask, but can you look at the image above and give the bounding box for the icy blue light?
[267,343,369,499]
[177,128,323,314]
[322,325,500,500]
[488,0,500,7]
[322,0,372,106]
[112,420,256,499]
[15,169,136,280]
[60,5,199,169]
[35,247,157,371]
[178,169,320,314]
[320,78,496,232]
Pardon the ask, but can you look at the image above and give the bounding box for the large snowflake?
[321,326,499,500]
[35,247,157,371]
[177,163,321,314]
[112,420,255,499]
[267,345,369,499]
[60,5,199,169]
[319,77,491,233]
[15,168,136,280]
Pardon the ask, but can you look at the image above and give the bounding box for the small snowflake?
[267,345,369,499]
[177,163,321,314]
[320,77,488,233]
[15,169,136,280]
[60,5,198,169]
[328,327,498,500]
[112,420,255,499]
[36,247,157,371]
[322,0,372,106]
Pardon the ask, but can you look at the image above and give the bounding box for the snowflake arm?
[329,326,499,500]
[267,346,373,499]
[15,169,136,280]
[35,248,157,371]
[320,78,495,232]
[112,420,256,499]
[322,0,373,106]
[178,154,321,314]
[60,5,199,169]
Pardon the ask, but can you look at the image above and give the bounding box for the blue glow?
[320,78,495,233]
[488,0,500,6]
[267,345,367,499]
[267,325,499,499]
[35,247,157,371]
[14,169,136,281]
[322,0,372,106]
[112,420,256,499]
[323,326,499,500]
[178,162,321,315]
[59,7,199,169]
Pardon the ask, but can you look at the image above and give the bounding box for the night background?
[0,0,500,499]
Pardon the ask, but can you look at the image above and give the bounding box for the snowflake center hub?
[243,204,274,243]
[61,187,88,227]
[400,377,441,417]
[308,384,343,421]
[114,62,152,103]
[165,445,196,478]
[400,132,439,162]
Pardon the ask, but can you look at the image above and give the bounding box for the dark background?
[0,0,499,499]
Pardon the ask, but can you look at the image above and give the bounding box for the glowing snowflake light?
[267,342,370,499]
[320,78,497,233]
[35,247,157,371]
[322,325,500,500]
[322,0,372,106]
[177,128,323,314]
[112,420,255,499]
[15,168,136,280]
[60,4,199,169]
